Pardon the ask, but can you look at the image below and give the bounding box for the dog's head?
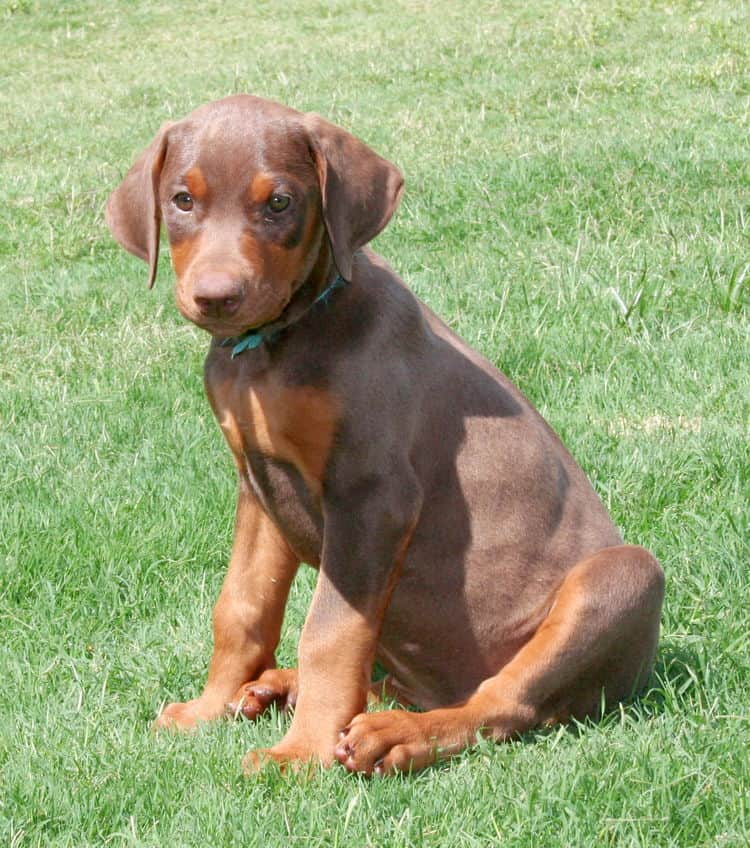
[106,95,403,336]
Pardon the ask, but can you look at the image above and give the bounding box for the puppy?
[107,95,664,775]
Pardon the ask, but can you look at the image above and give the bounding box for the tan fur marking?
[170,234,202,277]
[248,383,338,496]
[238,201,322,298]
[248,173,276,204]
[185,166,208,200]
[216,378,339,499]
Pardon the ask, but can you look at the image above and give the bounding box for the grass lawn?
[1,0,749,845]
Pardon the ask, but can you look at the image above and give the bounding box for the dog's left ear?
[303,113,404,281]
[106,122,172,289]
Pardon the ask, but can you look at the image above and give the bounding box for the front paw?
[153,698,223,731]
[241,743,329,776]
[225,668,298,721]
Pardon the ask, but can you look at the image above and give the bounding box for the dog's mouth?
[195,308,285,339]
[192,276,332,345]
[176,271,337,347]
[175,284,293,338]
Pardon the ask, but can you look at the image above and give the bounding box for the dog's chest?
[214,378,339,563]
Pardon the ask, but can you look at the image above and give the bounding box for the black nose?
[193,273,243,318]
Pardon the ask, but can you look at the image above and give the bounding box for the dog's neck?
[220,269,346,358]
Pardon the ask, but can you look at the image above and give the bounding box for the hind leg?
[336,545,664,775]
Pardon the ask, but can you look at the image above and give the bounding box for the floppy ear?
[105,122,172,288]
[303,113,404,281]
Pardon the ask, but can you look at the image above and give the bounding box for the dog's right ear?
[106,123,172,288]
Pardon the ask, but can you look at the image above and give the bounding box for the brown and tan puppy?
[107,95,664,775]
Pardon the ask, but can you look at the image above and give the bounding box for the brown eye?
[268,193,290,213]
[173,192,194,211]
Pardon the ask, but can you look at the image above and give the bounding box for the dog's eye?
[173,192,194,212]
[268,194,291,213]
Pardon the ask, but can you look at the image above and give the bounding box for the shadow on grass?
[636,638,707,718]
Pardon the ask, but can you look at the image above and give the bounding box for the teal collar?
[221,274,346,358]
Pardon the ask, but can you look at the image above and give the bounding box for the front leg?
[244,472,421,768]
[155,480,299,729]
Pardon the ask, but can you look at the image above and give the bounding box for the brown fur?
[107,94,664,775]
